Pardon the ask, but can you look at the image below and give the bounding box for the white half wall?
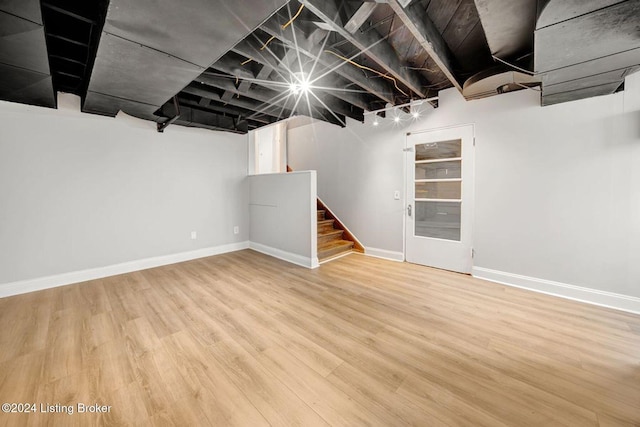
[248,171,318,268]
[288,72,640,308]
[0,94,249,291]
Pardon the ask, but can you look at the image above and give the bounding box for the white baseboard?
[472,266,640,315]
[0,241,250,299]
[364,247,404,262]
[249,242,319,269]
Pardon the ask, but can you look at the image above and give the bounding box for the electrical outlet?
[191,231,197,240]
[233,226,239,235]
[394,190,401,200]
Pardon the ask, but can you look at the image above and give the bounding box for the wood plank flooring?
[0,250,639,426]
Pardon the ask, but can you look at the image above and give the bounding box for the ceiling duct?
[474,0,537,60]
[535,0,640,105]
[462,66,540,100]
[0,0,55,108]
[83,0,288,132]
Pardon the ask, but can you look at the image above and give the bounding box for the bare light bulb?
[394,116,400,123]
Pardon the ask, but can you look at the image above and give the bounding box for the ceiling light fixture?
[373,118,379,126]
[299,79,311,94]
[290,72,311,96]
[363,96,438,117]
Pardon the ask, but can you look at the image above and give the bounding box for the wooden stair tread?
[318,240,354,261]
[318,229,343,238]
[318,239,353,254]
[318,238,353,249]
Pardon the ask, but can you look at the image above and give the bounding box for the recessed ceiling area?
[1,0,639,133]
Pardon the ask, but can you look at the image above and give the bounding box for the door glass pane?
[415,181,461,200]
[415,160,461,179]
[415,139,461,161]
[415,201,461,241]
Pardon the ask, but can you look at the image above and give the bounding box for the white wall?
[288,73,640,306]
[248,171,318,268]
[0,94,249,288]
[256,125,275,174]
[250,122,287,175]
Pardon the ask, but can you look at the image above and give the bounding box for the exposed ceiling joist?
[300,0,426,97]
[386,0,463,92]
[179,96,273,124]
[236,63,273,98]
[233,35,371,111]
[177,98,270,129]
[179,91,270,122]
[46,33,89,47]
[41,2,97,24]
[344,2,378,34]
[260,16,395,104]
[182,84,293,121]
[158,103,249,133]
[199,68,362,122]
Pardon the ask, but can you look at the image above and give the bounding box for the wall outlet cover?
[191,231,197,240]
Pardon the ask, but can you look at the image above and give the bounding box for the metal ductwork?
[83,0,289,131]
[474,0,537,61]
[462,66,540,100]
[0,0,55,108]
[535,0,640,105]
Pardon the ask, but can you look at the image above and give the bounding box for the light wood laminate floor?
[0,250,639,426]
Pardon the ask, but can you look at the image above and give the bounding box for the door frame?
[402,123,476,271]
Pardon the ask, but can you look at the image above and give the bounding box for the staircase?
[286,166,362,262]
[317,200,363,262]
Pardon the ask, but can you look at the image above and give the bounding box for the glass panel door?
[405,124,474,274]
[414,139,462,241]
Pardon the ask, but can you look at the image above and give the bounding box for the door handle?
[407,204,412,217]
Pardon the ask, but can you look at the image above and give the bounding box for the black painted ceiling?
[1,0,639,133]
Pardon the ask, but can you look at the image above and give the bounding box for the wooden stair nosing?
[318,239,354,260]
[318,229,344,238]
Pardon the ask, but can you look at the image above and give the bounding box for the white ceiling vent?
[462,67,540,100]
